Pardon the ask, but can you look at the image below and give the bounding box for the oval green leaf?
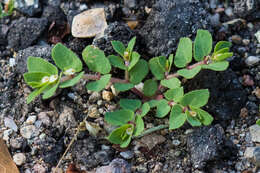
[105,109,134,126]
[177,66,201,79]
[174,37,192,68]
[86,74,111,92]
[143,79,158,97]
[194,30,212,61]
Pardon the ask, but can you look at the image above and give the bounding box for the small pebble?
[13,153,26,166]
[89,92,101,102]
[3,129,13,141]
[25,116,37,125]
[102,90,113,101]
[231,35,242,44]
[120,150,134,159]
[10,138,23,149]
[249,125,260,143]
[245,56,260,66]
[4,117,18,132]
[255,30,260,44]
[172,139,181,146]
[20,125,37,139]
[225,7,233,17]
[254,147,260,167]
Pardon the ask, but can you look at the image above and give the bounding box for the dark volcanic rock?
[187,124,225,169]
[234,0,260,20]
[93,22,136,55]
[15,0,42,16]
[187,69,247,124]
[139,0,210,56]
[16,45,52,74]
[42,5,66,24]
[7,18,48,51]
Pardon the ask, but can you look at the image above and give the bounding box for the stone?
[42,5,66,24]
[234,0,259,19]
[124,0,136,8]
[72,8,107,38]
[249,125,260,142]
[88,106,100,118]
[253,147,260,167]
[120,150,134,159]
[38,112,51,126]
[225,7,233,17]
[231,35,242,44]
[25,116,37,125]
[209,13,220,27]
[16,45,52,74]
[7,17,48,51]
[58,106,77,127]
[4,117,18,132]
[244,147,256,159]
[187,124,225,169]
[94,151,111,165]
[245,56,260,66]
[187,69,247,124]
[255,31,260,43]
[89,92,101,103]
[10,138,23,149]
[3,129,13,141]
[13,153,26,166]
[33,164,46,173]
[172,139,181,146]
[138,134,166,151]
[96,158,131,173]
[20,125,38,139]
[93,22,136,55]
[139,0,210,56]
[102,90,113,101]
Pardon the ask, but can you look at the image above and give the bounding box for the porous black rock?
[139,0,211,56]
[187,124,225,169]
[186,69,247,125]
[93,22,136,56]
[7,18,48,51]
[16,45,52,74]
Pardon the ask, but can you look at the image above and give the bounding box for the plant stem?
[125,70,129,81]
[166,60,206,79]
[134,124,169,139]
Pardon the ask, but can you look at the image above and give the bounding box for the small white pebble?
[9,58,16,67]
[13,153,26,166]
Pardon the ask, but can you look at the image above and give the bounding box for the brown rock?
[71,8,107,38]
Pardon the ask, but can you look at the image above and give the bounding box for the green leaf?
[127,37,136,53]
[7,0,14,15]
[174,37,192,68]
[202,61,229,71]
[119,99,141,111]
[143,79,158,97]
[27,57,58,75]
[257,119,260,126]
[52,43,82,72]
[108,55,126,70]
[164,87,184,102]
[111,41,126,57]
[194,30,212,61]
[192,107,213,126]
[105,109,134,126]
[120,135,132,148]
[86,74,111,92]
[158,56,167,70]
[26,84,49,104]
[24,72,50,84]
[186,111,201,127]
[214,52,233,61]
[148,100,160,108]
[214,41,232,53]
[168,54,174,72]
[134,115,144,137]
[180,89,209,108]
[215,47,230,54]
[59,71,84,88]
[156,99,171,118]
[113,83,134,92]
[128,51,140,71]
[140,103,150,117]
[108,124,133,145]
[82,45,111,74]
[149,57,165,80]
[169,104,186,130]
[160,77,181,89]
[177,66,201,79]
[129,59,149,84]
[42,82,60,99]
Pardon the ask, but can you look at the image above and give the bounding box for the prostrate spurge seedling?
[23,29,233,148]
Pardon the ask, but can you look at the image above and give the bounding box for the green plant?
[0,0,15,18]
[23,29,233,148]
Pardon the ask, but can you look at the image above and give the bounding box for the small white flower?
[41,76,50,84]
[64,68,76,75]
[126,127,133,135]
[49,75,58,83]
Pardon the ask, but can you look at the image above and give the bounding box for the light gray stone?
[13,153,26,166]
[4,117,18,132]
[20,125,38,139]
[250,125,260,142]
[245,56,260,66]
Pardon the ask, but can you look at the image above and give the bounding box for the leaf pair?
[105,99,150,147]
[149,55,173,80]
[24,43,84,103]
